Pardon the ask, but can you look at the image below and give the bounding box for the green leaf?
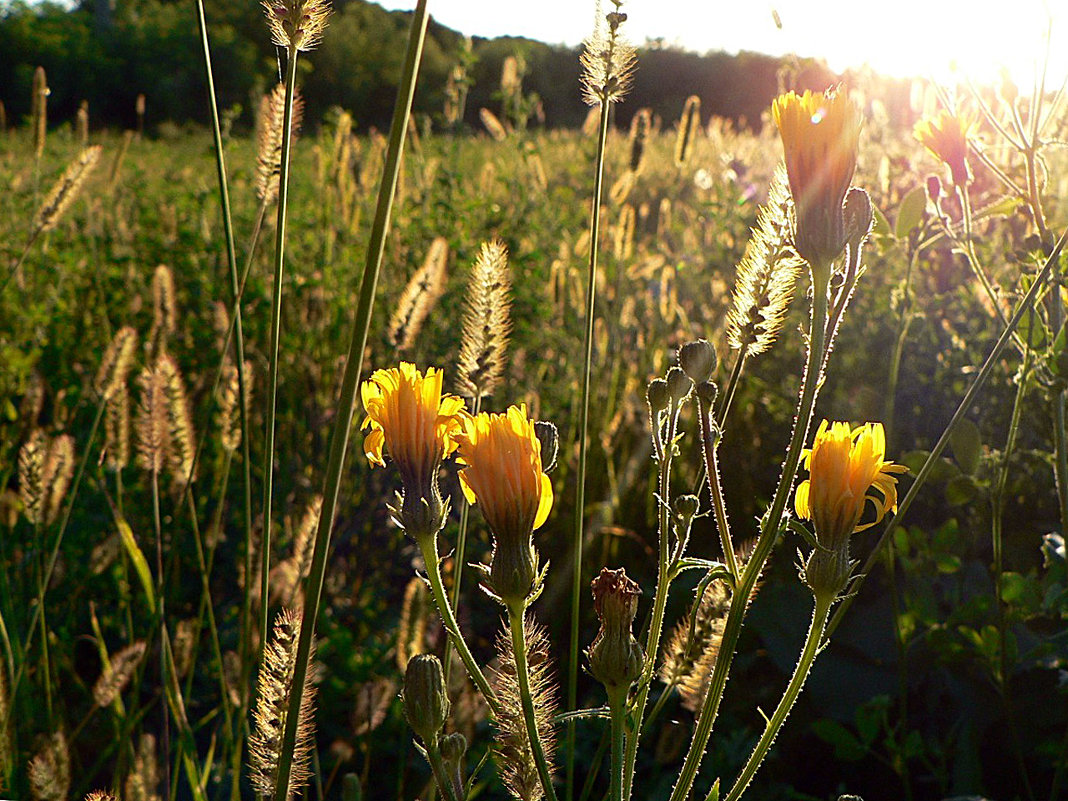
[973,195,1022,221]
[117,517,156,613]
[949,418,982,475]
[945,475,979,506]
[934,552,962,574]
[895,186,927,240]
[872,204,891,237]
[702,778,720,801]
[811,719,867,761]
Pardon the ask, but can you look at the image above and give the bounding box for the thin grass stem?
[271,6,431,798]
[508,605,559,801]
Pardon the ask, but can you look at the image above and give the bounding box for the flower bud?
[696,380,718,408]
[673,494,700,529]
[403,654,450,744]
[440,731,467,764]
[535,421,559,474]
[802,545,854,603]
[678,339,717,384]
[665,367,694,404]
[489,535,538,609]
[646,378,670,415]
[588,568,645,693]
[843,187,873,244]
[926,174,942,203]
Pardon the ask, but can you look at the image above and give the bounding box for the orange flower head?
[795,420,907,551]
[456,404,553,606]
[772,88,862,271]
[361,363,466,537]
[914,109,975,187]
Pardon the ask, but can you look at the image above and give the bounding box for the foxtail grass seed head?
[92,641,147,708]
[257,83,304,205]
[660,581,731,711]
[402,653,450,744]
[135,363,168,475]
[361,363,467,540]
[796,420,907,600]
[457,239,512,398]
[29,732,69,801]
[32,66,48,160]
[456,405,554,608]
[581,1,636,107]
[772,87,861,272]
[94,326,138,401]
[914,108,976,188]
[250,609,317,800]
[85,792,116,801]
[32,145,101,235]
[725,164,803,357]
[218,360,252,454]
[396,576,428,670]
[76,102,89,146]
[588,567,644,693]
[480,107,509,140]
[674,95,701,167]
[105,384,131,471]
[125,733,160,801]
[151,264,177,349]
[18,430,46,525]
[155,353,196,483]
[42,434,74,526]
[262,0,331,52]
[492,616,558,800]
[389,237,449,351]
[628,108,651,173]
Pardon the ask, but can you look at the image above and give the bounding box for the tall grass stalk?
[193,5,255,793]
[271,4,431,798]
[568,46,612,801]
[669,269,830,801]
[262,44,302,659]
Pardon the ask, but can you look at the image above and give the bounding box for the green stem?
[669,269,829,801]
[884,244,920,445]
[261,44,301,657]
[444,393,482,688]
[418,533,500,716]
[508,605,559,801]
[826,226,1067,642]
[724,593,833,801]
[622,393,682,800]
[569,91,612,800]
[424,739,460,801]
[151,471,171,801]
[607,687,627,801]
[271,7,430,799]
[697,393,738,579]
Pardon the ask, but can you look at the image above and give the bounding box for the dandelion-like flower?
[456,404,553,607]
[361,363,466,538]
[772,88,861,271]
[795,420,907,599]
[914,108,975,188]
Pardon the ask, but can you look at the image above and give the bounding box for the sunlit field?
[3,4,1068,801]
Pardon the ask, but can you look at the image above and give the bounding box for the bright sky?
[376,0,1067,89]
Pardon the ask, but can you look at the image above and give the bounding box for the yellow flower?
[795,420,907,551]
[914,109,975,187]
[360,363,466,536]
[772,88,862,270]
[456,404,553,605]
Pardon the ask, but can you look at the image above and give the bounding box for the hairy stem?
[508,605,559,801]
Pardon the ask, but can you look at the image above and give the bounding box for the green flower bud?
[489,535,538,610]
[535,420,559,474]
[403,654,450,744]
[440,731,467,764]
[588,568,645,693]
[678,339,717,383]
[802,545,854,604]
[674,494,700,528]
[696,380,718,408]
[646,378,670,415]
[843,187,873,244]
[665,367,694,404]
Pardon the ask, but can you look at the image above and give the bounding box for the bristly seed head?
[580,1,636,107]
[262,0,332,52]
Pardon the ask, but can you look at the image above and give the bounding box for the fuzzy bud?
[535,421,559,474]
[588,568,645,693]
[646,378,670,415]
[926,174,942,203]
[665,367,694,404]
[674,494,700,529]
[696,380,718,408]
[803,546,854,604]
[843,187,873,244]
[678,339,717,384]
[403,654,450,744]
